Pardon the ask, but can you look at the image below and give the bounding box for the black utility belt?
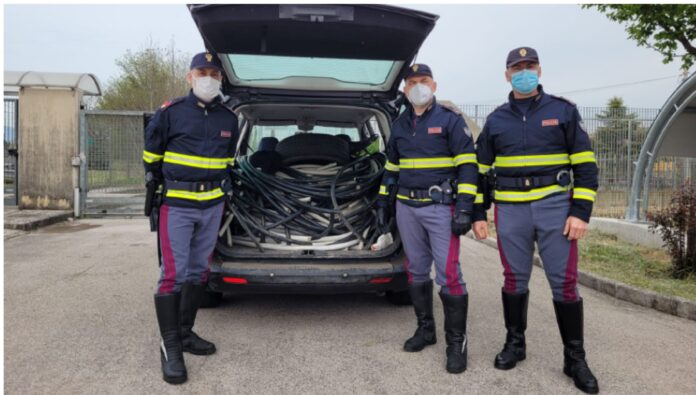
[495,170,571,191]
[398,179,455,204]
[164,179,223,193]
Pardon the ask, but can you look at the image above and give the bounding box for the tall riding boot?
[180,282,217,355]
[495,290,529,370]
[553,299,600,394]
[154,293,187,384]
[439,292,468,374]
[403,280,437,352]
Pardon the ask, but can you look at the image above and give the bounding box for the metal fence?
[82,110,146,215]
[4,98,18,206]
[460,104,691,219]
[80,104,690,219]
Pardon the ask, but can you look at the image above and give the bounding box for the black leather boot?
[554,299,600,394]
[403,280,437,352]
[439,292,468,374]
[181,282,217,355]
[495,289,529,370]
[154,293,187,384]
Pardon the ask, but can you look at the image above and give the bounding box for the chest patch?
[541,119,559,127]
[220,130,232,138]
[428,126,442,135]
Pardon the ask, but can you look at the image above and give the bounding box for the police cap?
[404,63,433,80]
[190,52,223,72]
[506,47,539,68]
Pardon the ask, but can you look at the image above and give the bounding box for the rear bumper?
[208,254,408,294]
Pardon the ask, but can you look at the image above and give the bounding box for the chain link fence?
[459,104,691,219]
[83,110,146,215]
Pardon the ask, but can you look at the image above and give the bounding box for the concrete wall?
[18,88,81,209]
[589,217,664,249]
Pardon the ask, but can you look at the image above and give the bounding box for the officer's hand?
[451,211,472,236]
[473,220,489,240]
[377,206,390,231]
[563,216,588,240]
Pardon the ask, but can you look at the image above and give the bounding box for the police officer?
[472,47,599,393]
[377,64,478,374]
[143,52,238,384]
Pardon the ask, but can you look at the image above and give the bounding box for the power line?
[466,74,682,104]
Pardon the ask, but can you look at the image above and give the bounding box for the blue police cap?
[506,47,540,67]
[190,52,224,71]
[404,63,433,80]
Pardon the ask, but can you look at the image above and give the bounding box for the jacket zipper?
[203,108,209,181]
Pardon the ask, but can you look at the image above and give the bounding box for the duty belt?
[495,170,571,191]
[398,187,431,200]
[165,179,223,192]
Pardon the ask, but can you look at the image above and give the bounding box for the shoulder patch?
[548,94,576,106]
[159,96,185,110]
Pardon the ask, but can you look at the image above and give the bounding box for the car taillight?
[223,277,248,284]
[369,277,392,284]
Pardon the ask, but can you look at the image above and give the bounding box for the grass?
[484,223,696,301]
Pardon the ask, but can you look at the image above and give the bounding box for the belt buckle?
[523,177,532,189]
[409,190,416,199]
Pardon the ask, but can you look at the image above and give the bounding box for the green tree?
[591,97,648,185]
[98,40,190,111]
[584,4,696,71]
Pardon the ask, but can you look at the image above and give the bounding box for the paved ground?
[5,219,696,394]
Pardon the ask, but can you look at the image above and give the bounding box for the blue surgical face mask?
[510,69,539,94]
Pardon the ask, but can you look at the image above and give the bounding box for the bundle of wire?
[218,153,387,252]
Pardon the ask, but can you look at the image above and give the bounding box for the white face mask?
[192,76,221,102]
[407,83,434,107]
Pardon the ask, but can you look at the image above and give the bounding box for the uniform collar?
[186,90,220,110]
[408,96,438,119]
[506,85,550,115]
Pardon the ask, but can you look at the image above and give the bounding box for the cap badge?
[412,64,419,72]
[205,53,213,62]
[519,48,527,57]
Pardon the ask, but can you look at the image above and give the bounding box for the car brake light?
[369,277,392,284]
[223,277,248,284]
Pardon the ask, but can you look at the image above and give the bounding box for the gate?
[81,110,147,215]
[4,98,19,206]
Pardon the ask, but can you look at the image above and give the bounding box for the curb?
[466,233,696,321]
[4,212,73,231]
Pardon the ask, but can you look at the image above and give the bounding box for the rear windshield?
[227,54,397,86]
[248,125,361,152]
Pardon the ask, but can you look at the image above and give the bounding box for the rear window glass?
[227,54,395,85]
[248,125,360,152]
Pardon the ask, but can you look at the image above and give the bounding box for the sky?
[3,3,691,109]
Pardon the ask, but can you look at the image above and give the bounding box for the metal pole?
[79,110,88,217]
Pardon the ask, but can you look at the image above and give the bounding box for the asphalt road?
[5,219,696,394]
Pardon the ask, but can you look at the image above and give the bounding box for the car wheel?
[385,290,412,306]
[199,289,223,308]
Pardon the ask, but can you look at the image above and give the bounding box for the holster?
[480,172,495,210]
[145,181,162,232]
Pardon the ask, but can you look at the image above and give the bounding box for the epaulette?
[548,94,576,107]
[159,96,185,110]
[438,100,463,117]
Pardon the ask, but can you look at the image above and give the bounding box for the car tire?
[385,290,412,306]
[199,289,223,308]
[275,134,351,166]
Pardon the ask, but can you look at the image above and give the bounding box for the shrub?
[649,182,696,279]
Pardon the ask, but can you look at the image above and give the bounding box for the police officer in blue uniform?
[143,52,238,384]
[377,64,478,374]
[472,47,599,393]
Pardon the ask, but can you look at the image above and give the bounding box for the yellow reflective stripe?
[385,161,400,172]
[570,151,596,165]
[475,193,484,204]
[478,163,492,174]
[495,153,570,167]
[457,183,477,196]
[163,151,228,169]
[227,157,235,166]
[379,185,388,195]
[573,187,597,202]
[400,157,455,169]
[166,188,224,201]
[143,150,164,163]
[453,153,477,166]
[396,194,431,202]
[494,185,569,202]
